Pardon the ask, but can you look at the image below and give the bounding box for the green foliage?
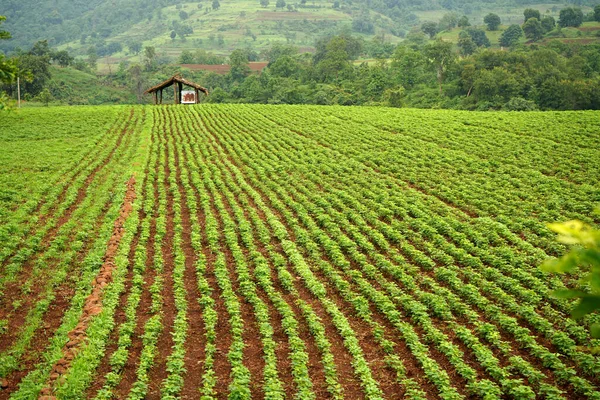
[595,5,600,22]
[523,18,544,41]
[484,13,501,31]
[499,24,523,47]
[457,15,470,28]
[438,12,459,31]
[352,10,374,34]
[178,50,195,64]
[541,213,600,352]
[465,27,490,47]
[523,8,541,22]
[559,7,584,28]
[541,16,556,33]
[229,49,251,81]
[35,87,53,106]
[144,46,156,71]
[503,97,538,111]
[0,16,16,107]
[458,31,477,56]
[421,21,438,39]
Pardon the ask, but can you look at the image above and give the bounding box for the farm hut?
[144,74,208,105]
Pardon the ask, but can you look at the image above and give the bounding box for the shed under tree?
[144,74,209,105]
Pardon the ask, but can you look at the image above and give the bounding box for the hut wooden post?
[144,75,208,105]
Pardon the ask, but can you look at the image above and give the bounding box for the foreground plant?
[542,208,600,353]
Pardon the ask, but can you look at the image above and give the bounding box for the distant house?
[145,74,208,105]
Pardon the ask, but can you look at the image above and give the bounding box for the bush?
[503,97,538,111]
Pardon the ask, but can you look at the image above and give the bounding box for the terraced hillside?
[0,105,599,399]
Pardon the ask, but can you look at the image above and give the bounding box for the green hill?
[2,0,599,63]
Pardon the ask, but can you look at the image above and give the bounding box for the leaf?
[570,295,600,320]
[547,220,586,245]
[591,323,600,339]
[547,220,600,247]
[541,252,580,274]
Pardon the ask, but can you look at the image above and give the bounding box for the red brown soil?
[199,122,369,398]
[200,130,345,398]
[209,188,266,399]
[110,169,160,398]
[85,127,157,398]
[177,126,234,398]
[168,117,208,399]
[39,175,137,398]
[0,110,134,349]
[235,189,335,399]
[144,138,177,400]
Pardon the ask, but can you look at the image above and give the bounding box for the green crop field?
[0,105,599,399]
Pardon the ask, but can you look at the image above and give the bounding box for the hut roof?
[144,74,208,95]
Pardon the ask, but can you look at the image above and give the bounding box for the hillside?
[0,104,599,398]
[2,0,599,60]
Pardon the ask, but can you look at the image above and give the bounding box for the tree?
[87,46,99,70]
[217,34,225,47]
[212,0,220,10]
[276,0,286,8]
[541,16,556,33]
[35,88,53,106]
[423,39,455,94]
[179,10,189,20]
[523,17,544,41]
[128,64,145,102]
[559,7,584,27]
[0,16,16,110]
[458,15,470,28]
[106,42,123,55]
[523,8,541,22]
[438,13,459,31]
[127,41,142,55]
[170,30,177,41]
[421,21,438,39]
[458,31,477,56]
[178,50,195,64]
[229,49,251,80]
[143,46,156,71]
[499,24,523,47]
[269,55,299,77]
[465,28,490,47]
[260,0,269,7]
[484,13,501,31]
[541,212,600,353]
[391,45,426,88]
[352,11,374,34]
[51,50,74,67]
[595,5,600,22]
[315,36,354,81]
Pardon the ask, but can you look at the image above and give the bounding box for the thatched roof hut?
[145,74,208,104]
